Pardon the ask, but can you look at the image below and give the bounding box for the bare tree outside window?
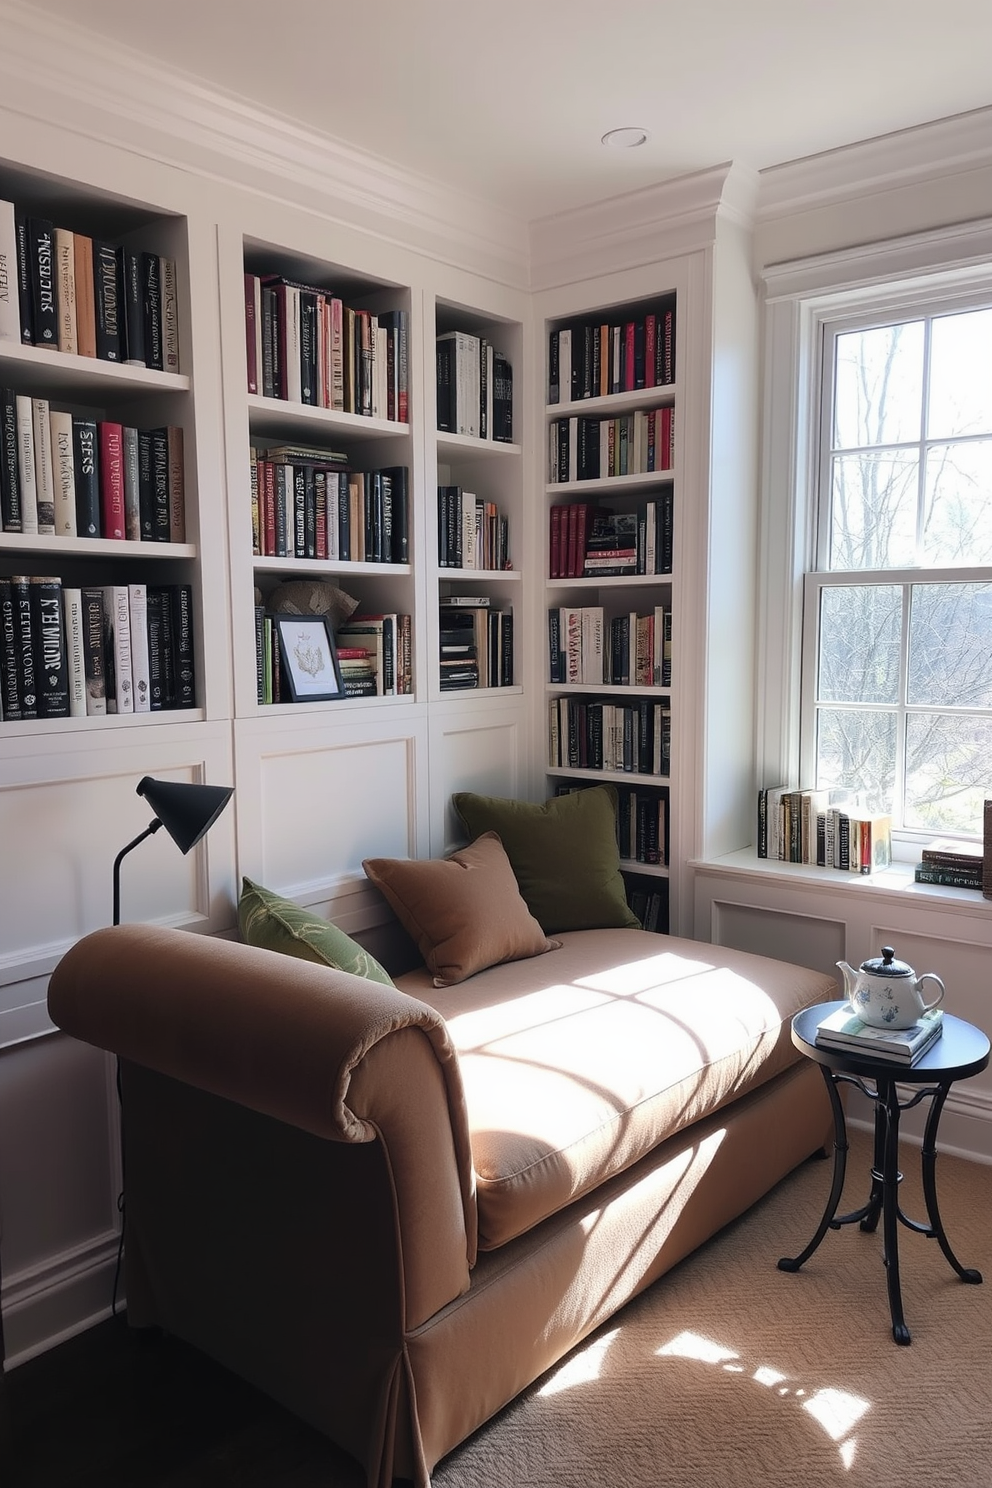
[808,306,992,836]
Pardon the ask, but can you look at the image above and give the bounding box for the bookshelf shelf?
[246,394,408,444]
[0,342,190,397]
[437,430,521,459]
[547,383,678,419]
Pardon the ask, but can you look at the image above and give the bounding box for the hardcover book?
[30,576,69,717]
[92,241,122,361]
[27,217,58,348]
[55,227,77,354]
[72,417,100,537]
[0,198,17,342]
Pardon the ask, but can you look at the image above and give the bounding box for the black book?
[10,575,38,719]
[260,285,277,398]
[1,386,21,531]
[71,417,100,537]
[493,352,513,442]
[117,247,145,366]
[27,217,58,348]
[298,290,318,405]
[383,465,410,564]
[436,336,453,432]
[15,213,33,344]
[0,579,21,720]
[303,464,317,558]
[30,576,69,717]
[142,251,163,370]
[170,582,195,709]
[92,241,122,361]
[146,585,166,709]
[150,428,170,540]
[548,329,560,405]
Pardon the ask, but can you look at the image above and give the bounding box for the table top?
[792,1001,990,1083]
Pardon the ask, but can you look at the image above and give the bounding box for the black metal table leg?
[778,1064,849,1272]
[878,1076,911,1345]
[918,1080,983,1285]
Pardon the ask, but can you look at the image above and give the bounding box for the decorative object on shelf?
[112,775,234,925]
[265,579,359,629]
[835,946,945,1030]
[274,614,343,702]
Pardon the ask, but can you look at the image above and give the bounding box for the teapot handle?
[919,972,945,1013]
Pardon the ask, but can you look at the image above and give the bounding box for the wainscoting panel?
[427,701,530,857]
[710,898,846,988]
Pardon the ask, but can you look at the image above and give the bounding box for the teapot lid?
[860,946,912,978]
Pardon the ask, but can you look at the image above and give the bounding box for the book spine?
[142,250,163,370]
[160,257,180,373]
[171,583,196,709]
[146,586,166,709]
[244,272,258,394]
[31,576,69,716]
[72,417,100,537]
[98,420,125,538]
[0,198,18,343]
[31,398,56,533]
[92,241,122,361]
[127,582,151,712]
[73,233,96,357]
[15,395,39,534]
[63,586,87,717]
[80,587,107,715]
[167,426,185,541]
[28,218,58,348]
[122,424,141,541]
[109,584,134,713]
[150,427,170,541]
[55,227,77,354]
[50,409,77,536]
[11,575,38,718]
[0,579,22,720]
[118,247,145,366]
[0,386,21,531]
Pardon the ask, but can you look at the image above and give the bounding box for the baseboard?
[2,1230,121,1369]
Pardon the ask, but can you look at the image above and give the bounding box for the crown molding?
[529,163,760,291]
[0,0,530,286]
[757,106,992,223]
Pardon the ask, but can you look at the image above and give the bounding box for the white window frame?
[757,218,992,854]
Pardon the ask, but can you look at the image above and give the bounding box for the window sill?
[691,847,992,916]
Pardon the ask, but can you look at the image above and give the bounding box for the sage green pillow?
[238,877,394,986]
[452,786,639,934]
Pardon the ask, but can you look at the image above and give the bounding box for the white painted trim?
[2,1230,121,1369]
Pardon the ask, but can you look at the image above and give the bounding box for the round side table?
[779,1000,989,1345]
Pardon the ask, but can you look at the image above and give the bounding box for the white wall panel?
[428,701,528,856]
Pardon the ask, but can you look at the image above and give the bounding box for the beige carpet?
[431,1126,992,1488]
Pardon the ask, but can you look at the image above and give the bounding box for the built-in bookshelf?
[431,298,523,699]
[0,168,200,727]
[239,238,416,709]
[542,294,678,929]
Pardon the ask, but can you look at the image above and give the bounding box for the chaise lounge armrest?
[48,923,479,1295]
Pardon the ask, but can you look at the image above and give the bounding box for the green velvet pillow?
[238,877,394,986]
[451,786,639,934]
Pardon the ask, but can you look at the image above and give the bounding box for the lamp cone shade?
[136,776,234,854]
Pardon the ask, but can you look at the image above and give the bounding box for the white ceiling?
[24,0,992,221]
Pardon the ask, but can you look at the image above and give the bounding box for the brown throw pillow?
[362,832,560,987]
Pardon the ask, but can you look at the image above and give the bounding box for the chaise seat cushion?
[396,928,837,1249]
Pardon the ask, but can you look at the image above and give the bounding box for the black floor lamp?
[112,775,234,926]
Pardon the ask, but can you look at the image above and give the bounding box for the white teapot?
[836,946,945,1030]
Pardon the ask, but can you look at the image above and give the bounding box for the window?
[802,300,992,837]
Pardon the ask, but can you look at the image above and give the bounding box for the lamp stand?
[112,819,164,927]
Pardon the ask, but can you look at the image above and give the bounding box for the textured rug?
[432,1126,992,1488]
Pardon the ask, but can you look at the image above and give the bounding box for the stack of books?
[913,839,983,891]
[814,1005,944,1065]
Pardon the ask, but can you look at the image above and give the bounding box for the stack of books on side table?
[815,1005,944,1065]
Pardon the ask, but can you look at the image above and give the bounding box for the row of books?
[1,391,185,542]
[912,838,985,891]
[439,597,514,690]
[757,786,892,874]
[550,496,673,579]
[548,306,676,404]
[1,575,194,721]
[0,201,179,370]
[627,883,667,933]
[435,330,513,443]
[815,1004,944,1065]
[250,448,408,564]
[437,487,510,571]
[549,696,671,776]
[549,407,675,484]
[616,786,668,866]
[244,272,408,422]
[548,605,671,688]
[254,609,413,703]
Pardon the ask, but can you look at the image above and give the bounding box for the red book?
[574,502,593,576]
[644,314,657,388]
[550,503,563,579]
[565,504,580,578]
[98,421,125,539]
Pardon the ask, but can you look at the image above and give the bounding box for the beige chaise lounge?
[48,920,835,1486]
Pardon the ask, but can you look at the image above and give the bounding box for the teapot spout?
[835,961,857,999]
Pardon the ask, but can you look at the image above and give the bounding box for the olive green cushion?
[451,786,639,934]
[238,877,394,985]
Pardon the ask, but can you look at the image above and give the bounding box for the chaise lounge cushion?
[397,927,837,1249]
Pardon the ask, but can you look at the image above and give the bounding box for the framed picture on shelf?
[274,615,344,702]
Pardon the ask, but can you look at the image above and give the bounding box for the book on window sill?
[814,1005,944,1064]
